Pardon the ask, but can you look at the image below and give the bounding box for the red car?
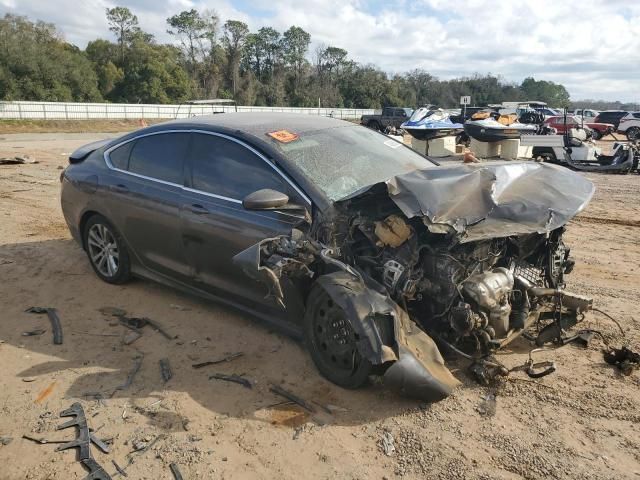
[543,116,614,140]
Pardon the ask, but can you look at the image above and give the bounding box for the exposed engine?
[343,212,575,354]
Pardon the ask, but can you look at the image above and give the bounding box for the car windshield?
[268,125,436,201]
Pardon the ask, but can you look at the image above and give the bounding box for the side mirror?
[243,189,289,210]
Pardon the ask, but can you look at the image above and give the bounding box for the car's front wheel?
[84,214,131,284]
[626,127,640,141]
[304,285,373,389]
[591,129,602,140]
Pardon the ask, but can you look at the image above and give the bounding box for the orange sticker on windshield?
[267,130,299,143]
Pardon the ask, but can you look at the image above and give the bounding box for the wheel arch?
[79,210,101,250]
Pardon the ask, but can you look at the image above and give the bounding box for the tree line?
[0,9,612,110]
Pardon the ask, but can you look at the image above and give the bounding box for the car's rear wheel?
[84,214,131,284]
[367,121,381,131]
[304,286,372,388]
[626,127,640,141]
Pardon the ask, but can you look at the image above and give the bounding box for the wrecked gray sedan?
[61,113,594,402]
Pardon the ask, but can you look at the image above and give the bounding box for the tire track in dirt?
[574,215,640,228]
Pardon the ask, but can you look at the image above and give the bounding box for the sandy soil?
[0,133,638,480]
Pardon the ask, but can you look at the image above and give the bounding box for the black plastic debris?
[209,373,252,389]
[269,384,315,412]
[192,352,244,369]
[603,347,640,376]
[26,307,63,345]
[22,329,46,337]
[170,463,184,480]
[55,402,112,480]
[159,358,172,383]
[119,316,174,340]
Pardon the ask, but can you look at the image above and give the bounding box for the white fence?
[0,101,375,121]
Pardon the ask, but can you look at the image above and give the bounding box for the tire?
[626,127,640,141]
[367,121,381,131]
[533,148,557,163]
[591,129,602,140]
[83,214,131,284]
[304,285,373,389]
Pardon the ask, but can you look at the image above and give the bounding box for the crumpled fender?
[315,271,460,402]
[233,237,286,307]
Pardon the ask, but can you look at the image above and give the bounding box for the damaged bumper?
[315,272,460,402]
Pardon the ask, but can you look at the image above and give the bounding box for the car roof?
[107,113,361,212]
[157,112,354,139]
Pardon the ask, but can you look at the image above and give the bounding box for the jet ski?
[402,108,464,140]
[464,112,538,142]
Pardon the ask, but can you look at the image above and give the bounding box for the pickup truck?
[360,107,413,131]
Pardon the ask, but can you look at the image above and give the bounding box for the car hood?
[341,161,595,243]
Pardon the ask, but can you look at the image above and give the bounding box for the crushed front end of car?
[234,161,595,402]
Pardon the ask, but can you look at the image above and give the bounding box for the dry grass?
[0,119,169,134]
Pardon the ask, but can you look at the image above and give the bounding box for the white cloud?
[1,0,639,101]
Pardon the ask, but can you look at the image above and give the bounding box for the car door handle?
[188,204,209,215]
[112,184,129,193]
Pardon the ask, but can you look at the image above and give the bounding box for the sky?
[1,0,639,102]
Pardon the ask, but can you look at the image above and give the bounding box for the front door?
[181,132,309,305]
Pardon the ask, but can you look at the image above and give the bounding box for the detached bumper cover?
[316,272,460,402]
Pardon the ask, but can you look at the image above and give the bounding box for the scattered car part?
[98,306,127,317]
[510,350,556,379]
[111,460,127,477]
[603,347,640,375]
[26,307,63,345]
[114,355,143,392]
[22,329,46,336]
[269,384,315,413]
[170,463,184,480]
[0,155,37,165]
[476,392,497,417]
[379,430,396,456]
[81,458,112,480]
[119,316,173,340]
[209,373,252,389]
[122,330,142,345]
[22,434,67,444]
[159,358,172,383]
[192,352,244,369]
[56,402,91,460]
[89,433,111,454]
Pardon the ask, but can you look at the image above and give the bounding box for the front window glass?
[190,134,291,200]
[267,125,435,201]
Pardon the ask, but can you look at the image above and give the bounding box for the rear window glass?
[128,133,190,184]
[108,141,134,170]
[633,113,640,119]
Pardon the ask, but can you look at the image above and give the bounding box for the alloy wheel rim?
[87,224,119,277]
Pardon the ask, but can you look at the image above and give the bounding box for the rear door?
[181,132,309,304]
[102,131,191,281]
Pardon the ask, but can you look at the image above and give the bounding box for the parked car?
[616,112,640,140]
[572,108,599,121]
[360,107,413,131]
[593,110,628,130]
[543,115,614,140]
[61,113,593,401]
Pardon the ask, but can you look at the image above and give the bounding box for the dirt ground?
[0,132,638,480]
